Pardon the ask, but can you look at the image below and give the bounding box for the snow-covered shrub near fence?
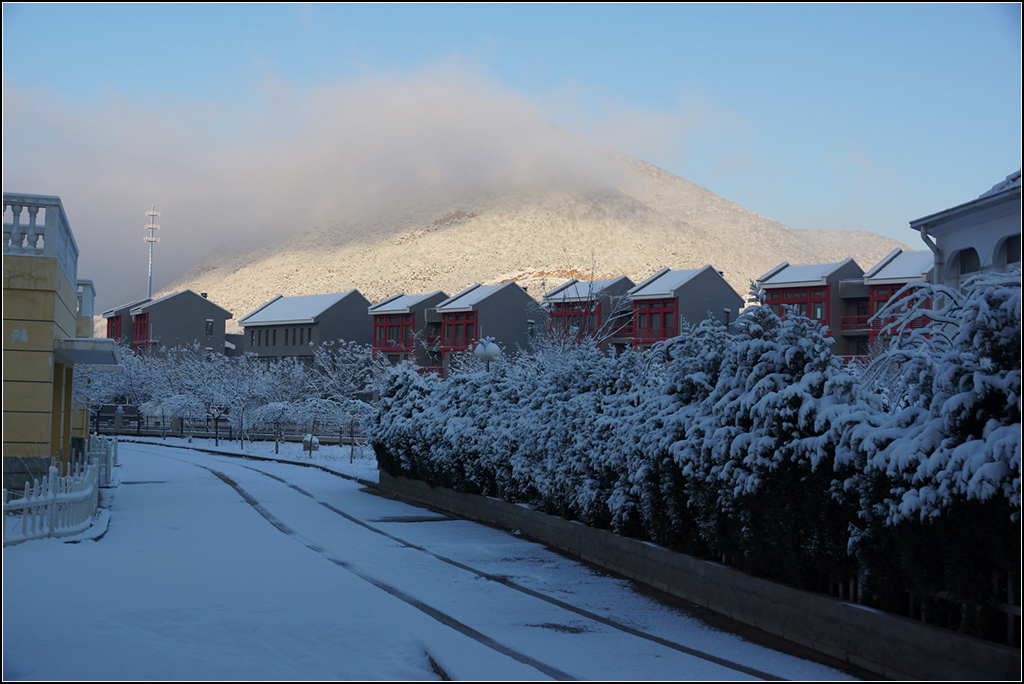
[853,269,1021,524]
[373,271,1020,632]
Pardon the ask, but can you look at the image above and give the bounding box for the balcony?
[3,193,80,286]
[372,334,414,352]
[441,337,472,350]
[842,315,929,335]
[632,327,675,342]
[840,316,871,333]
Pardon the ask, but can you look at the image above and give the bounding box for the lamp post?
[474,337,501,372]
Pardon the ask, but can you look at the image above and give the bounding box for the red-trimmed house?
[757,259,867,357]
[368,291,448,369]
[103,290,233,354]
[627,266,744,349]
[434,282,538,371]
[861,249,934,347]
[542,276,635,352]
[102,297,151,347]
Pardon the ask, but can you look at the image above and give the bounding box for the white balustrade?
[3,193,80,287]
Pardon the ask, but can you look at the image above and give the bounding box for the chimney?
[201,293,208,298]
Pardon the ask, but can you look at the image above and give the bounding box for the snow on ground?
[3,439,857,681]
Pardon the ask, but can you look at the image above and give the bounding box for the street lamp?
[474,337,501,372]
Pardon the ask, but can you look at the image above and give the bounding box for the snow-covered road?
[3,442,857,681]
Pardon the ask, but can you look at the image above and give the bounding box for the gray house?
[757,259,867,357]
[368,290,448,369]
[240,290,372,361]
[104,290,233,354]
[627,266,744,349]
[102,296,151,347]
[542,276,635,353]
[435,282,539,371]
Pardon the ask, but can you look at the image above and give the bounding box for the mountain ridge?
[162,154,911,332]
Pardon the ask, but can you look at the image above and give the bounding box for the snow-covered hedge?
[374,271,1021,639]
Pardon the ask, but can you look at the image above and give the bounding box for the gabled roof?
[543,276,633,303]
[863,249,934,284]
[129,289,233,318]
[435,282,523,312]
[239,291,359,326]
[102,297,151,319]
[757,259,858,287]
[911,169,1022,230]
[628,266,710,299]
[368,291,447,315]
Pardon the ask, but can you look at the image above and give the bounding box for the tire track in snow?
[149,448,576,682]
[151,446,784,681]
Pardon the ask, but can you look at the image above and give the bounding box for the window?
[958,248,981,275]
[1003,235,1021,266]
[272,329,277,346]
[441,311,477,348]
[205,319,214,336]
[811,301,825,321]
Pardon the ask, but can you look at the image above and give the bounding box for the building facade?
[104,289,234,354]
[911,170,1021,288]
[434,282,538,371]
[3,193,117,488]
[369,291,448,369]
[542,276,635,353]
[758,259,868,357]
[239,290,372,361]
[627,266,744,349]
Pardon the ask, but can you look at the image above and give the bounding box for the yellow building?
[3,193,118,490]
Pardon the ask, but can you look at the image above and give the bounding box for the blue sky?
[2,3,1020,305]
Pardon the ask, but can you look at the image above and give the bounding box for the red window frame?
[766,287,829,324]
[373,313,415,353]
[548,300,602,342]
[631,298,677,343]
[106,315,122,341]
[132,312,149,350]
[440,311,478,350]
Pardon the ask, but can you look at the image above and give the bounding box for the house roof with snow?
[129,290,233,318]
[101,297,151,319]
[911,169,1022,233]
[627,266,713,299]
[862,249,934,285]
[543,276,633,303]
[239,291,360,326]
[435,282,525,312]
[368,291,447,315]
[757,259,858,288]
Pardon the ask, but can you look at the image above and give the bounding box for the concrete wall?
[146,292,231,354]
[378,472,1020,681]
[477,283,538,355]
[3,254,78,478]
[675,267,744,328]
[319,291,373,348]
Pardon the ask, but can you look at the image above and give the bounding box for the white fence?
[3,435,118,545]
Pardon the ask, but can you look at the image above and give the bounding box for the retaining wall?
[378,472,1021,681]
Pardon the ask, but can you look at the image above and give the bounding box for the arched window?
[950,248,981,288]
[999,234,1021,267]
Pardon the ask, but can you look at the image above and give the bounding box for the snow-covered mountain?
[163,152,909,330]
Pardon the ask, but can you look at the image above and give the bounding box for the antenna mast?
[144,205,161,298]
